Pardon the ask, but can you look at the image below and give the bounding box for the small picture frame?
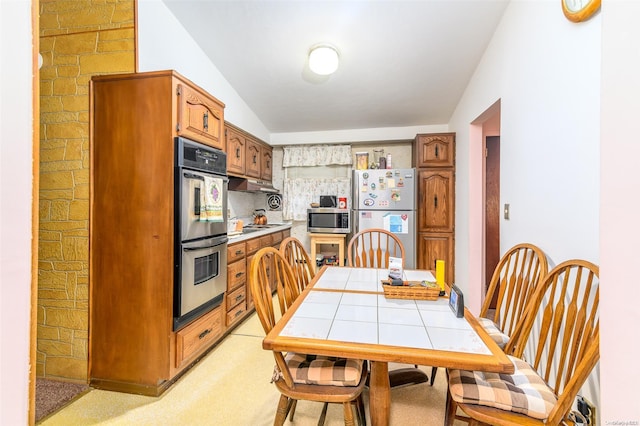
[448,284,464,318]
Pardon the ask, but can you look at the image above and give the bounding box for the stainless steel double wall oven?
[174,137,228,330]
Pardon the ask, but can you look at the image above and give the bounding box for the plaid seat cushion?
[283,353,364,387]
[448,355,557,420]
[478,317,510,349]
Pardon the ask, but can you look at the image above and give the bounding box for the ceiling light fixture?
[308,44,339,75]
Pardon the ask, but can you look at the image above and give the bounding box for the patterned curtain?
[283,144,352,167]
[282,178,351,221]
[282,145,353,221]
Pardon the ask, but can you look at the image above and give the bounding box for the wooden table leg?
[369,361,390,426]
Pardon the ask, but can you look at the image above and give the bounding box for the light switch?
[504,203,510,220]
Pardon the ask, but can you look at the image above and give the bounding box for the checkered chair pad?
[449,355,557,420]
[278,353,365,387]
[478,317,510,349]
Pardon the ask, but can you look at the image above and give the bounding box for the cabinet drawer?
[228,241,246,264]
[227,259,246,291]
[271,231,283,247]
[246,236,262,254]
[175,306,222,368]
[226,285,246,311]
[226,301,247,327]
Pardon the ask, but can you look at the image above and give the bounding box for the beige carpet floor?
[39,311,466,425]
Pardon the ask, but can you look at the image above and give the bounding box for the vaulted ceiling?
[162,1,509,133]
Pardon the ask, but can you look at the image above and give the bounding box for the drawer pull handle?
[235,271,244,278]
[235,250,243,255]
[235,310,244,318]
[198,328,212,340]
[235,294,243,302]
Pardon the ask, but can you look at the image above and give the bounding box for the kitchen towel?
[200,176,224,222]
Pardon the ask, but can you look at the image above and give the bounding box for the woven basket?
[381,280,441,301]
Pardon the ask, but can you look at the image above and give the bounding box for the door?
[179,168,228,241]
[485,136,500,307]
[354,210,416,269]
[417,169,454,232]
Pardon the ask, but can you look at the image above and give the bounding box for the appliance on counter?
[307,208,351,234]
[319,195,337,207]
[352,168,417,269]
[174,137,229,331]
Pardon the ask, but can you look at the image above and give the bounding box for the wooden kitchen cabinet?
[261,146,273,181]
[177,83,225,150]
[414,133,455,168]
[417,169,454,233]
[89,70,227,396]
[225,120,273,183]
[226,240,247,328]
[246,138,262,178]
[225,125,246,176]
[414,133,455,285]
[417,232,454,283]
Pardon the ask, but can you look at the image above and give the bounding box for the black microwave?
[307,208,350,234]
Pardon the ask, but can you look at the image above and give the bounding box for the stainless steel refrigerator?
[352,168,417,268]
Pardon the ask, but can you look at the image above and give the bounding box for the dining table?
[262,265,514,426]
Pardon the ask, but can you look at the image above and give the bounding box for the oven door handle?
[182,237,229,252]
[183,172,205,181]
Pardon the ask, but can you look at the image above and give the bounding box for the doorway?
[485,136,500,308]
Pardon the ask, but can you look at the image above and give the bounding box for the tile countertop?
[280,267,492,355]
[227,222,292,242]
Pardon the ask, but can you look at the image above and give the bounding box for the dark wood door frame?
[485,136,500,307]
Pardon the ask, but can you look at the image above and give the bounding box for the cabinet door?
[261,145,273,181]
[177,83,224,150]
[226,127,246,176]
[414,133,455,168]
[417,232,454,285]
[245,138,261,178]
[418,169,454,232]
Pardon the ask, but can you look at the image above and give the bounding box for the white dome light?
[308,44,339,75]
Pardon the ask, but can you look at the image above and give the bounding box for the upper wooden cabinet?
[414,133,455,168]
[227,121,273,182]
[261,147,273,181]
[225,126,246,175]
[176,82,225,150]
[246,138,262,178]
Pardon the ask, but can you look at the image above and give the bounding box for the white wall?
[137,0,270,142]
[0,0,35,424]
[451,1,600,304]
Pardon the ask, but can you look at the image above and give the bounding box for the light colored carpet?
[39,312,465,425]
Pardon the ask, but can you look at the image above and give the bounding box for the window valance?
[283,145,353,167]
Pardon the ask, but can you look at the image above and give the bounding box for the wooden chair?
[249,247,367,426]
[347,228,405,268]
[280,236,315,295]
[478,243,549,349]
[429,243,550,386]
[445,259,600,426]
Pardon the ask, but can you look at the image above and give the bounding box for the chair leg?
[274,394,290,426]
[317,402,329,426]
[342,401,356,426]
[288,399,297,421]
[430,366,438,386]
[445,388,458,426]
[356,396,366,426]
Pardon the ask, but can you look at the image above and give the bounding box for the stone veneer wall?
[38,0,135,381]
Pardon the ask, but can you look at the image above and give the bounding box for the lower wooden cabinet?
[175,306,223,369]
[417,232,454,285]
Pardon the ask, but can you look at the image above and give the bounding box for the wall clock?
[562,0,601,23]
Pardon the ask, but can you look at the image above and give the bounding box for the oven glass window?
[194,251,219,285]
